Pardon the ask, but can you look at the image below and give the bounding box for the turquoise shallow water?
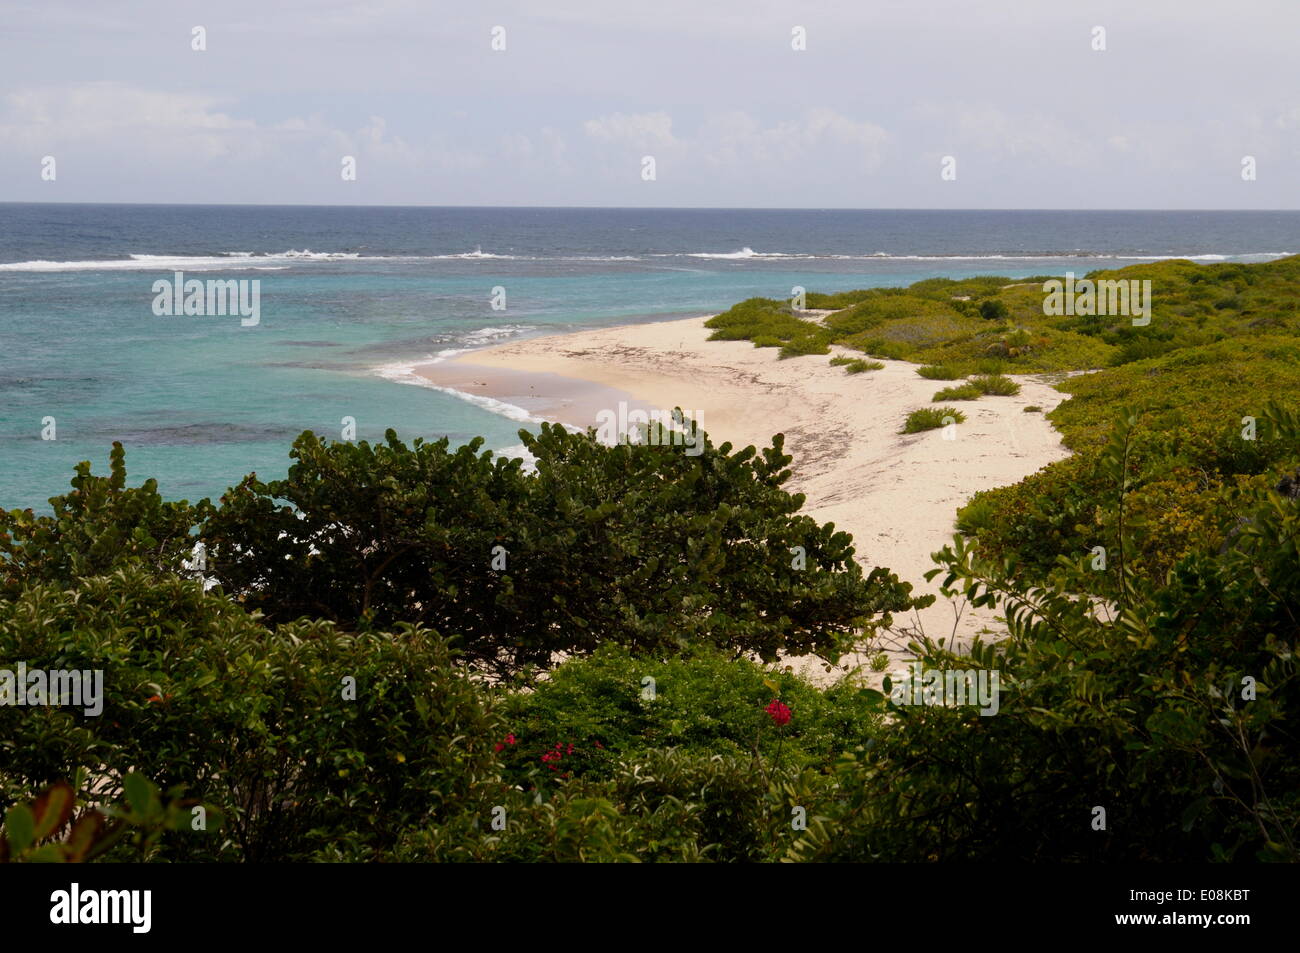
[1,204,1295,511]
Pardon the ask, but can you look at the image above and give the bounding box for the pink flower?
[766,699,792,727]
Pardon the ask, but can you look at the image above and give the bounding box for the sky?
[1,0,1298,208]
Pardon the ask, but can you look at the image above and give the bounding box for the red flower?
[765,699,792,727]
[494,742,504,752]
[505,734,516,746]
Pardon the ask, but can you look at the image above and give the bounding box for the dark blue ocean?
[1,204,1296,511]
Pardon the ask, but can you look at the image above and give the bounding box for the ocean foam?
[373,360,546,425]
[2,248,1289,273]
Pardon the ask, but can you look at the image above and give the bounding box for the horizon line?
[1,201,1297,213]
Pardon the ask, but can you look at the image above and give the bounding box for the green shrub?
[496,644,885,781]
[778,335,832,358]
[902,407,966,434]
[0,568,502,862]
[396,748,810,863]
[0,443,199,601]
[844,359,884,374]
[979,299,1009,321]
[969,374,1021,396]
[830,355,885,374]
[932,384,981,401]
[200,425,924,675]
[789,412,1300,862]
[916,364,962,380]
[954,495,997,536]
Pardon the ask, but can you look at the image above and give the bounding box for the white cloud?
[0,83,256,159]
[583,111,681,151]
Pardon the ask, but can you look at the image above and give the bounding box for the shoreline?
[410,315,1074,682]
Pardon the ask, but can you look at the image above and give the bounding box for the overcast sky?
[1,0,1298,208]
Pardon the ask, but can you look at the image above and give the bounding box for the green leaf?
[5,805,36,853]
[1181,796,1210,833]
[857,688,886,708]
[123,772,153,816]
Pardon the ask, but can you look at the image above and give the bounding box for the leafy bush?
[968,374,1022,396]
[932,384,981,401]
[979,299,1010,321]
[830,356,884,374]
[844,359,884,374]
[788,411,1300,862]
[396,748,806,863]
[902,407,966,434]
[0,443,199,600]
[778,334,832,358]
[0,567,502,861]
[916,364,962,380]
[200,425,923,675]
[496,644,884,781]
[706,297,826,358]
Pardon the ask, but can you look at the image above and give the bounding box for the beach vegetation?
[932,384,981,401]
[902,407,966,433]
[916,364,962,380]
[830,356,884,373]
[968,374,1021,396]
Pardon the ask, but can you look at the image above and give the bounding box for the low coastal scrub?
[497,643,882,782]
[830,356,884,374]
[902,407,966,433]
[932,383,981,401]
[916,364,962,380]
[705,297,827,358]
[713,256,1300,589]
[968,374,1021,396]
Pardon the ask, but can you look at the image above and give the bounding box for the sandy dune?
[415,315,1073,683]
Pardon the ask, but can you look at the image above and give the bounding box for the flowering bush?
[765,699,792,727]
[497,644,883,781]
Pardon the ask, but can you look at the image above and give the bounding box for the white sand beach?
[416,315,1074,683]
